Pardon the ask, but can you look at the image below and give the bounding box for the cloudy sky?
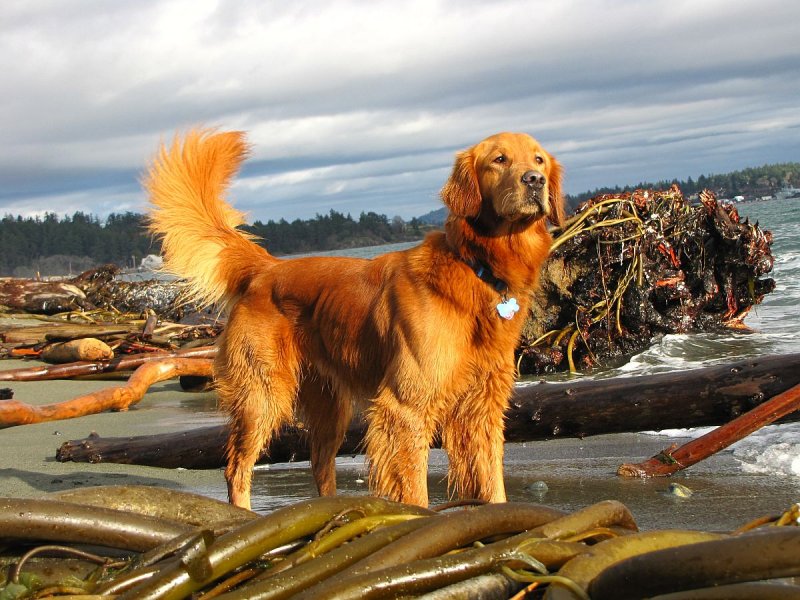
[2,0,799,223]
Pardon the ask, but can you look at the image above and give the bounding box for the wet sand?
[1,358,795,532]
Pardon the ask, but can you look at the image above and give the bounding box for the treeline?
[568,162,800,206]
[0,210,428,277]
[243,210,426,255]
[3,162,798,277]
[0,212,155,278]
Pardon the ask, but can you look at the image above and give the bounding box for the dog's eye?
[535,155,545,165]
[493,155,507,164]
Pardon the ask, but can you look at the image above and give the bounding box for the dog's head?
[441,132,564,228]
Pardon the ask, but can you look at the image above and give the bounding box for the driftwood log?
[56,352,800,469]
[0,345,217,382]
[0,278,92,314]
[0,358,213,427]
[0,265,194,318]
[618,382,800,477]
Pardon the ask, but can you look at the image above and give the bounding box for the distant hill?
[418,206,447,226]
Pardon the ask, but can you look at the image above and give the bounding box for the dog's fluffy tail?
[145,129,273,311]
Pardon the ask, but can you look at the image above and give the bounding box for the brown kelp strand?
[0,498,194,552]
[336,502,566,577]
[588,527,800,600]
[49,485,256,529]
[520,187,775,374]
[2,496,799,599]
[414,572,520,599]
[114,496,432,600]
[542,530,726,600]
[530,500,638,540]
[215,517,435,600]
[264,513,426,575]
[6,545,124,585]
[293,533,585,600]
[0,557,103,593]
[647,582,800,599]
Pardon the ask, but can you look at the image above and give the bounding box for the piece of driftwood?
[0,265,194,318]
[0,358,213,427]
[0,345,217,382]
[56,353,800,469]
[618,382,800,477]
[1,316,223,361]
[0,278,92,314]
[40,338,114,363]
[1,322,140,346]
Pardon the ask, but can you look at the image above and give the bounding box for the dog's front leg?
[441,372,512,503]
[364,389,434,506]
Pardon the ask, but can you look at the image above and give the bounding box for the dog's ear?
[441,149,482,218]
[547,155,566,228]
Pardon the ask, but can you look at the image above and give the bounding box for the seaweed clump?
[520,186,775,374]
[0,491,798,599]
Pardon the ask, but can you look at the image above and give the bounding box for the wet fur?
[146,130,563,509]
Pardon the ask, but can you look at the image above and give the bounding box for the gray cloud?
[1,0,798,222]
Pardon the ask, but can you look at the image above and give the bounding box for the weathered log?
[1,317,222,359]
[0,278,92,314]
[40,338,114,363]
[1,322,140,346]
[618,382,800,477]
[0,345,217,382]
[56,353,800,469]
[0,358,214,427]
[504,352,800,441]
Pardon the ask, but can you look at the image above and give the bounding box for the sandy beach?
[1,356,797,533]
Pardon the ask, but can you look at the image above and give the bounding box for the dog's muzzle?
[521,170,549,215]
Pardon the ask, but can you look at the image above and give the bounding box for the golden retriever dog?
[146,130,563,509]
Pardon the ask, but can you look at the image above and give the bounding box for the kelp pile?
[0,489,798,599]
[520,187,775,374]
[63,266,197,322]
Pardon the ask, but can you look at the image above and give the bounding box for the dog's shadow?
[0,468,184,495]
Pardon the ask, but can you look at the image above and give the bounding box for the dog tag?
[496,297,519,320]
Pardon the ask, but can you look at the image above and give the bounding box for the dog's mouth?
[516,188,550,220]
[487,182,551,223]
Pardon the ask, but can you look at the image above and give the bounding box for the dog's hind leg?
[299,376,353,496]
[216,316,301,510]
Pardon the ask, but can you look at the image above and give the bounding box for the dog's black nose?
[521,170,546,189]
